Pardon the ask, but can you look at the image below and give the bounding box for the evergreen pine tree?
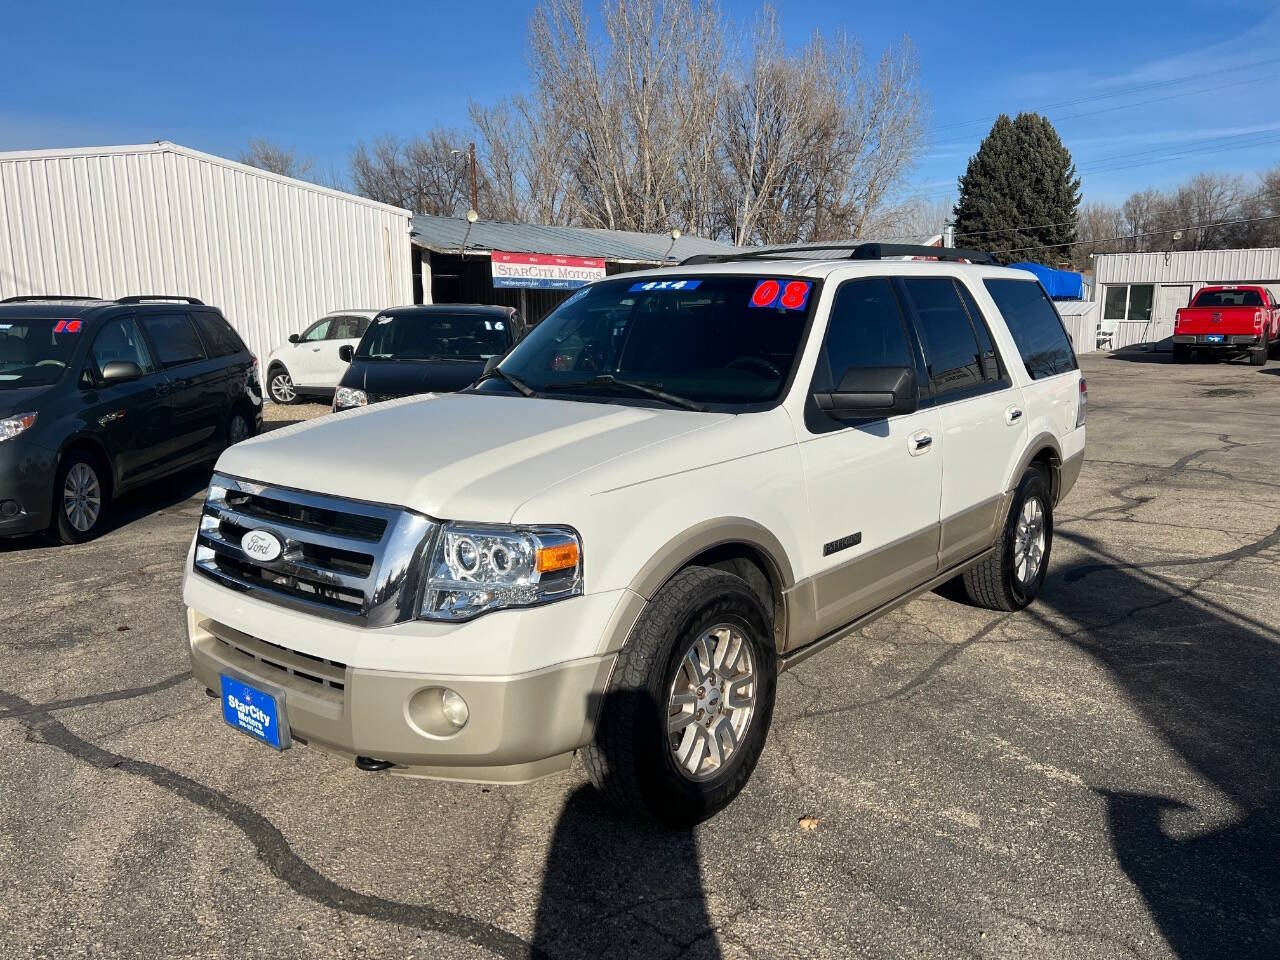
[953,113,1081,264]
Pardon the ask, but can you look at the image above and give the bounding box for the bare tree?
[468,0,923,243]
[239,138,314,180]
[350,131,481,215]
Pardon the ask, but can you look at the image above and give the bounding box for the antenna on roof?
[460,208,479,259]
[664,228,682,261]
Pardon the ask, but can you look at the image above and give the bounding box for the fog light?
[440,689,469,729]
[0,500,20,519]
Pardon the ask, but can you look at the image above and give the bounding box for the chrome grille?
[194,473,436,625]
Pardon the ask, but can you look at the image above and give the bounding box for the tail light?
[1076,376,1087,428]
[1255,314,1263,330]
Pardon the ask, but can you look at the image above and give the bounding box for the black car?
[332,304,525,411]
[0,295,262,543]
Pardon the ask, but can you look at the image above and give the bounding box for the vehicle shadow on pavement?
[532,688,721,960]
[1040,529,1280,959]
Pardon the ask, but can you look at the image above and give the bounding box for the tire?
[583,566,777,825]
[1171,344,1190,364]
[268,365,298,404]
[1250,331,1268,366]
[960,465,1052,612]
[51,448,110,545]
[225,407,254,449]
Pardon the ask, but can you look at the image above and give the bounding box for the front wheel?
[52,450,110,544]
[268,366,298,404]
[960,465,1052,611]
[583,567,777,825]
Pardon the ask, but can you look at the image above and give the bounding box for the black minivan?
[0,295,262,543]
[332,304,524,411]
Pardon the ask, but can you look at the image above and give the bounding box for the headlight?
[0,412,37,442]
[420,522,582,621]
[333,387,368,411]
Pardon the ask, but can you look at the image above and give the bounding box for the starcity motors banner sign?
[490,250,606,290]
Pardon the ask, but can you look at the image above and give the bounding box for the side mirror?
[100,360,143,385]
[814,366,917,419]
[288,333,301,344]
[482,355,501,375]
[338,344,354,363]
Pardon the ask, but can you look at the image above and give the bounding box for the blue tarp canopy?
[1008,262,1084,300]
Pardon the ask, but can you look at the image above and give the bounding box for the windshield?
[0,318,83,388]
[489,275,818,406]
[357,312,510,361]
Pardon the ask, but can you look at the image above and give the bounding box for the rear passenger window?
[327,316,366,340]
[192,312,246,357]
[983,279,1077,380]
[813,278,915,392]
[901,278,986,396]
[140,313,207,367]
[955,281,1004,380]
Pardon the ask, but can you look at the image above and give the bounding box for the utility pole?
[468,142,478,214]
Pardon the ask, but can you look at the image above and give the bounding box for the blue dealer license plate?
[1204,334,1225,343]
[220,674,289,750]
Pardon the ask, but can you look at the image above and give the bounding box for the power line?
[1000,212,1280,256]
[928,70,1280,150]
[951,186,1280,242]
[934,60,1276,133]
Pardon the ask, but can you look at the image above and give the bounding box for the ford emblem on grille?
[241,529,284,563]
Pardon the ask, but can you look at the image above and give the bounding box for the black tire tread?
[582,566,772,823]
[960,465,1050,612]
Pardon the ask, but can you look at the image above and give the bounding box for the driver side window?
[84,317,156,385]
[813,278,915,393]
[302,319,331,342]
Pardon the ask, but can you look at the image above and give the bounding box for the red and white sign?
[490,250,606,290]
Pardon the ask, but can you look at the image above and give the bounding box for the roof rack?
[1,294,103,303]
[115,295,205,305]
[679,242,1000,267]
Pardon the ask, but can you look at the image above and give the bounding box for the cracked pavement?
[3,353,1279,959]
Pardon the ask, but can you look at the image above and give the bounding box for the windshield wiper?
[476,366,536,397]
[543,374,705,411]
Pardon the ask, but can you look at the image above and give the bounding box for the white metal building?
[1093,248,1280,350]
[0,141,413,362]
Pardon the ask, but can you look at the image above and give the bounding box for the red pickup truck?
[1173,285,1280,365]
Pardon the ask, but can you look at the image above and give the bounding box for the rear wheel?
[1250,331,1268,366]
[268,365,297,404]
[52,449,110,544]
[959,465,1052,611]
[226,408,254,448]
[1172,344,1190,364]
[583,567,776,825]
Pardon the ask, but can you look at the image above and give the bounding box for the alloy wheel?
[1013,496,1046,584]
[270,372,296,403]
[667,623,757,781]
[228,414,249,445]
[63,463,102,533]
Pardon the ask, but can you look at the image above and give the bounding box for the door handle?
[909,430,933,455]
[1006,406,1024,424]
[311,347,321,352]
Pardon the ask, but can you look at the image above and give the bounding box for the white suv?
[264,310,379,405]
[185,244,1086,823]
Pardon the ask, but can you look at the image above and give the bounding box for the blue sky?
[3,0,1278,209]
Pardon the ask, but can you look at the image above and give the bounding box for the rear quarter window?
[192,311,247,357]
[983,279,1077,381]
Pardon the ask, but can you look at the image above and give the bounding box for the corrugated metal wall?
[1094,248,1280,285]
[0,143,413,362]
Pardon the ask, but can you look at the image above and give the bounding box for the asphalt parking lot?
[3,351,1279,960]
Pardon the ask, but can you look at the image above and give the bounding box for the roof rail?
[1,294,103,303]
[680,242,1000,267]
[115,295,206,305]
[848,243,1000,266]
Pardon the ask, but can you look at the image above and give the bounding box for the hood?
[341,358,485,400]
[216,392,733,521]
[0,384,55,417]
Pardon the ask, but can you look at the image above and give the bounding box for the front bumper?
[0,436,57,537]
[185,572,642,783]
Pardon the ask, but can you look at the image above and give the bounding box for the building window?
[1103,284,1154,323]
